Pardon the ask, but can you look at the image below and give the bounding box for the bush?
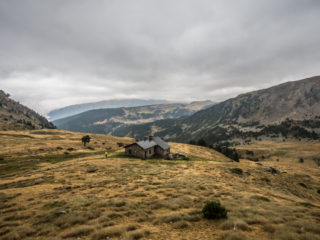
[202,201,227,219]
[197,139,207,147]
[213,145,240,162]
[81,135,91,146]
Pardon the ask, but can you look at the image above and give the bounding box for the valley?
[53,101,213,135]
[111,76,320,144]
[1,1,320,239]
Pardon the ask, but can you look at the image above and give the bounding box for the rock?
[172,152,188,159]
[87,168,97,173]
[34,178,44,184]
[54,210,67,216]
[262,166,279,174]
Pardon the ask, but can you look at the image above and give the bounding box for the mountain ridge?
[48,99,173,120]
[111,76,320,143]
[53,100,214,134]
[0,90,55,130]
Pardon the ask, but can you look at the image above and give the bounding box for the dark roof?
[153,136,170,150]
[125,136,170,150]
[136,140,157,149]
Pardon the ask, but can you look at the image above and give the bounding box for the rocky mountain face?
[0,90,55,130]
[53,100,214,134]
[113,76,320,144]
[48,99,172,120]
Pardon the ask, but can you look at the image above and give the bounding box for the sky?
[1,0,320,114]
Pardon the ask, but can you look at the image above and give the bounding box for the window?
[149,149,151,154]
[128,149,132,154]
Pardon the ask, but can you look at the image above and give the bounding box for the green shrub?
[197,139,207,147]
[202,201,227,219]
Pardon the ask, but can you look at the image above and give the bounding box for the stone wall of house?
[125,144,170,159]
[155,146,170,157]
[125,144,145,159]
[145,147,155,158]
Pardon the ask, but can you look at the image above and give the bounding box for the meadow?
[0,130,320,239]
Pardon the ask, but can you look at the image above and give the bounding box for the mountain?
[48,99,172,120]
[0,90,55,130]
[112,76,320,143]
[53,100,214,134]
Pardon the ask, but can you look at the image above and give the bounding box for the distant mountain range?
[48,99,172,120]
[111,76,320,144]
[0,90,55,130]
[53,100,214,134]
[3,76,320,145]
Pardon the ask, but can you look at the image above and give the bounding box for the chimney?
[148,135,154,141]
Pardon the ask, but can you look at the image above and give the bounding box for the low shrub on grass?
[202,201,227,219]
[298,182,308,188]
[173,220,190,229]
[251,195,270,202]
[230,168,243,175]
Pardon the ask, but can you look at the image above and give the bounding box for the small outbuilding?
[124,136,170,159]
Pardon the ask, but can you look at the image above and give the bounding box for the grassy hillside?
[235,140,320,165]
[113,76,320,144]
[0,130,319,240]
[0,90,55,130]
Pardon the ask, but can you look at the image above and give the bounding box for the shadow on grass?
[0,151,104,177]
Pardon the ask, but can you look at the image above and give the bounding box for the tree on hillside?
[197,139,207,147]
[81,135,91,147]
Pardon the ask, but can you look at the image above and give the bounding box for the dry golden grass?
[235,140,320,166]
[170,142,231,161]
[0,130,320,239]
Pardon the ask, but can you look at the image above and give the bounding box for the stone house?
[124,136,170,159]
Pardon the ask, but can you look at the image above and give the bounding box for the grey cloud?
[0,0,319,114]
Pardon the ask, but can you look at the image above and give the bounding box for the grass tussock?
[91,226,124,240]
[222,231,247,240]
[123,229,150,240]
[61,225,94,238]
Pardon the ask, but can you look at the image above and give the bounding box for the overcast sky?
[1,0,320,114]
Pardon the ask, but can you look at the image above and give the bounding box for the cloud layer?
[1,0,320,114]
